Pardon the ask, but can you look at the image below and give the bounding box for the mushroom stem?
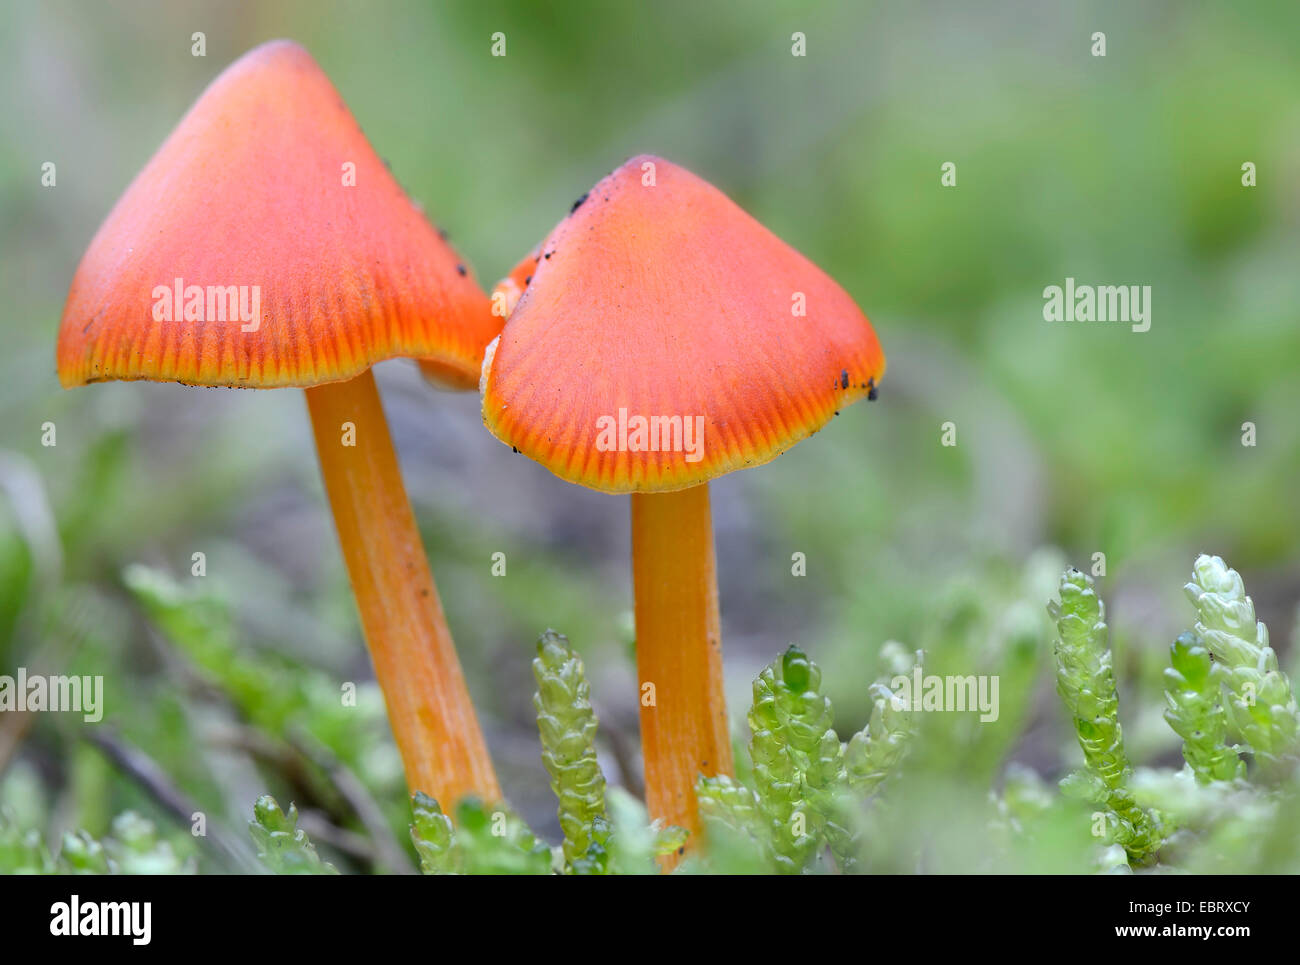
[304,369,501,809]
[631,484,734,849]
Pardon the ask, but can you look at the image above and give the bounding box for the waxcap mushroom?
[55,39,503,811]
[481,154,885,493]
[57,39,499,391]
[480,154,886,848]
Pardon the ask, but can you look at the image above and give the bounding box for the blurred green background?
[1,0,1298,870]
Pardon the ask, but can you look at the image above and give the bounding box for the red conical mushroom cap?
[56,40,499,390]
[481,155,886,493]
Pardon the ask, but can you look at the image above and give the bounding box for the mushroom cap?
[481,155,886,493]
[56,40,498,390]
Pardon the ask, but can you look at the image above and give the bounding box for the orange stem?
[305,369,501,809]
[631,484,734,853]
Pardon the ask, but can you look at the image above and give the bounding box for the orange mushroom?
[56,40,503,809]
[480,155,885,843]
